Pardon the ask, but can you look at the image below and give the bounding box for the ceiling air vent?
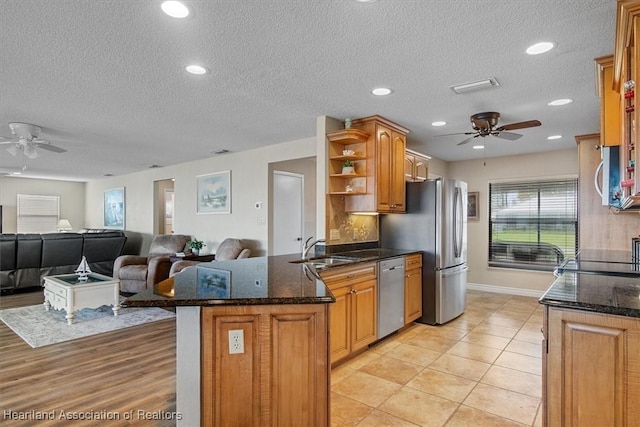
[450,77,499,94]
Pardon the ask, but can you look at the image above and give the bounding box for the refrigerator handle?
[454,187,462,258]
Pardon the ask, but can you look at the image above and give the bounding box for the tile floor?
[330,290,544,427]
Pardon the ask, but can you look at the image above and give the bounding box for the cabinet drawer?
[405,253,422,269]
[44,282,67,298]
[44,288,66,306]
[320,262,376,289]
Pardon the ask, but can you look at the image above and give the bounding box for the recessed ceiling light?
[431,121,447,127]
[547,135,563,140]
[526,42,555,55]
[161,1,190,18]
[547,98,573,106]
[372,87,393,96]
[473,145,485,150]
[185,64,208,75]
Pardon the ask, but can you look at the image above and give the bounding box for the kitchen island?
[539,251,640,426]
[124,249,417,426]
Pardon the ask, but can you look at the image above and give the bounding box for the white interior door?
[273,171,304,255]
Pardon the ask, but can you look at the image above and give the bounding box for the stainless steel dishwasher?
[377,257,405,339]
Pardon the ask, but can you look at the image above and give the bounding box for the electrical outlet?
[228,329,244,354]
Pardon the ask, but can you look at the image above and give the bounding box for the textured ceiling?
[0,0,616,181]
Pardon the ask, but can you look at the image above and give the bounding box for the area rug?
[0,301,175,348]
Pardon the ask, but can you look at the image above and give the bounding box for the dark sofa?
[0,231,127,292]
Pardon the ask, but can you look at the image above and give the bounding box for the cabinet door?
[329,285,351,364]
[596,56,621,147]
[405,154,416,182]
[414,156,428,181]
[390,132,407,211]
[546,307,640,426]
[404,267,422,324]
[376,124,393,211]
[350,279,377,352]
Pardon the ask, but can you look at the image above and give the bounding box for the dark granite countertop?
[539,271,640,318]
[124,248,420,308]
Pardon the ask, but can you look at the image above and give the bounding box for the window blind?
[17,194,60,233]
[488,179,578,271]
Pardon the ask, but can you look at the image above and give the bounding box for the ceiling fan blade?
[494,131,522,141]
[435,131,476,137]
[457,135,478,146]
[496,120,541,132]
[32,142,67,153]
[0,140,17,145]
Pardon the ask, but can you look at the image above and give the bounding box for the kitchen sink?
[290,255,359,268]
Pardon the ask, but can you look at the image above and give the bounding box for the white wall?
[0,176,85,233]
[84,137,316,256]
[448,148,579,294]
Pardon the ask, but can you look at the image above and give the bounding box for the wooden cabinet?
[404,253,423,324]
[200,304,330,426]
[595,55,622,147]
[543,306,640,426]
[405,150,430,182]
[320,262,377,364]
[376,123,407,212]
[332,115,408,213]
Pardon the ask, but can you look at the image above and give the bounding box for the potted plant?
[187,239,206,256]
[342,160,355,175]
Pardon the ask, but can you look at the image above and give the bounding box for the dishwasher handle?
[382,265,405,273]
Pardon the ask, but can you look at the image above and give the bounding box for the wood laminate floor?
[0,290,177,427]
[1,289,543,426]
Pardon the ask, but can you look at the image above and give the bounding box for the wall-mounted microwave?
[595,146,622,207]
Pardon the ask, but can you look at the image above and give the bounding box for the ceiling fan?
[0,122,67,168]
[437,112,541,146]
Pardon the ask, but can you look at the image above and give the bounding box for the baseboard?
[467,282,544,298]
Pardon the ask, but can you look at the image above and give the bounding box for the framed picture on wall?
[104,187,125,229]
[197,171,231,214]
[468,191,479,220]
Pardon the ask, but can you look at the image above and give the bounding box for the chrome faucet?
[302,236,325,260]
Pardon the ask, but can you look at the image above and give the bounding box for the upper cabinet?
[327,115,409,213]
[374,121,407,212]
[405,149,430,182]
[611,0,640,208]
[595,55,622,147]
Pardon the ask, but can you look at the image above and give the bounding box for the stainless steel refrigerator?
[380,178,468,325]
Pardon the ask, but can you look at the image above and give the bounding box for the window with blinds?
[17,194,60,233]
[488,179,578,271]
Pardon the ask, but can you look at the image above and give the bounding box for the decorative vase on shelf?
[342,166,355,175]
[191,249,199,256]
[342,160,355,175]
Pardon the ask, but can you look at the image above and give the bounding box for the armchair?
[169,238,251,277]
[114,234,191,293]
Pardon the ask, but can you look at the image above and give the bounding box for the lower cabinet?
[404,254,423,324]
[320,262,377,365]
[200,304,330,426]
[543,306,640,426]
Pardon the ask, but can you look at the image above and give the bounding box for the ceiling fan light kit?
[450,77,499,94]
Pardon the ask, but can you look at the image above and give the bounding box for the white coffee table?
[43,273,121,325]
